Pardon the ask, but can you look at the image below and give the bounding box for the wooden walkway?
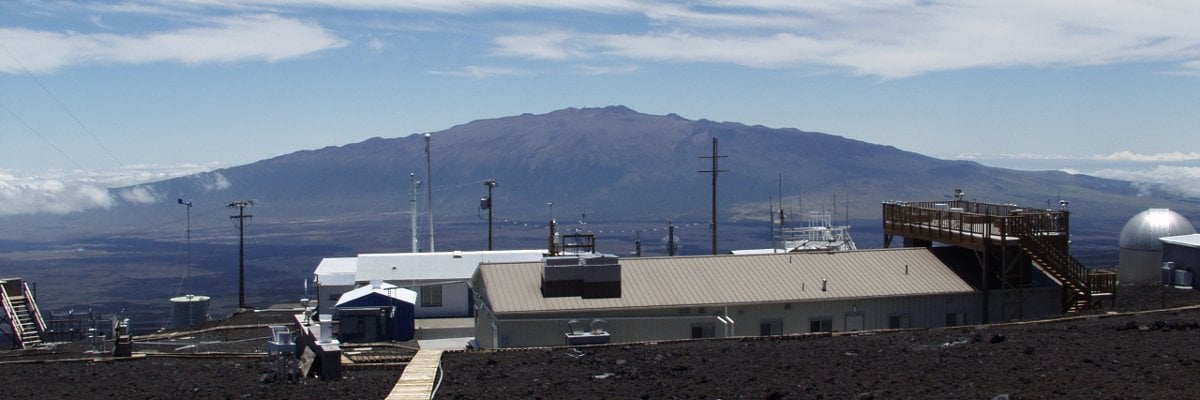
[385,349,443,400]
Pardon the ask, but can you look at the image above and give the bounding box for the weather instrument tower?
[228,200,254,309]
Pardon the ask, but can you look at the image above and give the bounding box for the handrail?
[0,281,25,346]
[23,282,46,333]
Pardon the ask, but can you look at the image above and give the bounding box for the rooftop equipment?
[541,254,622,298]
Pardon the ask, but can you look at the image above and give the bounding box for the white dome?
[1118,208,1195,251]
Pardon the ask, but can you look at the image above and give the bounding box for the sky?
[3,0,1200,216]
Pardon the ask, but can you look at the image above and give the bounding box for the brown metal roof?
[478,247,976,314]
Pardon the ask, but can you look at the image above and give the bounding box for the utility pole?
[482,179,497,250]
[698,137,727,255]
[425,133,435,252]
[228,200,254,309]
[410,173,421,253]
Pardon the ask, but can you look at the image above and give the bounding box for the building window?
[809,318,832,333]
[759,320,783,336]
[783,303,792,310]
[888,313,912,329]
[678,308,691,315]
[328,294,339,301]
[945,312,964,327]
[690,323,715,339]
[420,284,443,307]
[697,307,707,314]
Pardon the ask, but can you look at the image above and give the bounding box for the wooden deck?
[385,349,444,400]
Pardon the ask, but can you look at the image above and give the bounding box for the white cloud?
[1094,151,1200,162]
[0,14,346,74]
[12,1,1200,78]
[193,171,232,192]
[0,164,223,216]
[428,65,529,79]
[116,185,160,204]
[1085,165,1200,199]
[485,2,1200,78]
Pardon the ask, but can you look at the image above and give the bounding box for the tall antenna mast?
[697,137,727,255]
[176,199,192,297]
[410,173,421,253]
[228,200,254,309]
[425,133,435,252]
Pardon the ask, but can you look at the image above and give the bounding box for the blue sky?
[3,1,1200,215]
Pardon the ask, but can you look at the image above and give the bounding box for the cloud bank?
[0,165,228,216]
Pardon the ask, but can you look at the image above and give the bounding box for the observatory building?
[1118,208,1196,283]
[470,247,1061,349]
[313,250,546,318]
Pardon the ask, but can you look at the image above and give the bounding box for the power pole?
[698,137,727,255]
[483,179,497,250]
[425,133,435,252]
[228,200,254,309]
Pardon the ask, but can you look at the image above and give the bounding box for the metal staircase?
[1010,220,1116,313]
[1,278,47,349]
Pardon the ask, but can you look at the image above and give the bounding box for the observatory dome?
[1118,209,1195,251]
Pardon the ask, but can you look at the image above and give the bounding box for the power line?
[0,41,124,168]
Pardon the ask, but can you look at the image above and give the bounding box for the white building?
[471,247,1060,348]
[314,250,546,317]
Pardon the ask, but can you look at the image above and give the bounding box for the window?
[783,303,792,310]
[945,312,965,327]
[420,284,443,307]
[759,320,783,336]
[888,314,912,329]
[690,323,715,339]
[809,318,833,333]
[329,294,339,301]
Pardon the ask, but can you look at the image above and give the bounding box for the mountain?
[4,106,1198,322]
[110,106,1197,231]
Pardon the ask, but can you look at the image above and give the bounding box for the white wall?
[477,293,984,348]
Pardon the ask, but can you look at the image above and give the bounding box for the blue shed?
[334,281,416,342]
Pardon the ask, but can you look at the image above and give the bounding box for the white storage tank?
[170,294,211,329]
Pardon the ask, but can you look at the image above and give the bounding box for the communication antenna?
[425,133,435,252]
[228,200,254,309]
[409,173,422,253]
[697,137,727,255]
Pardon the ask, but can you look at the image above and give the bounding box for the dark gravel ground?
[3,283,1200,400]
[437,283,1200,400]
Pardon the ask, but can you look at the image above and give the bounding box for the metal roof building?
[471,247,1055,348]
